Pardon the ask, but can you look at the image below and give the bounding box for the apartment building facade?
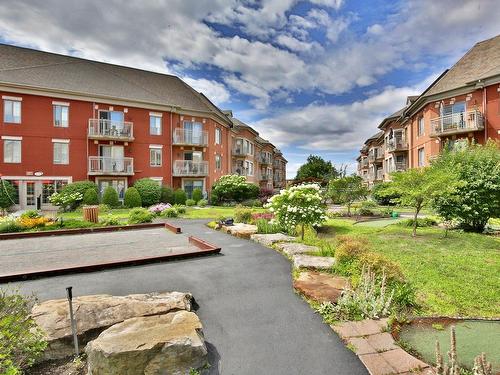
[0,44,286,210]
[357,34,500,186]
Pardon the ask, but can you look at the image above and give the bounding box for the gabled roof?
[425,34,500,96]
[0,43,231,125]
[364,131,384,145]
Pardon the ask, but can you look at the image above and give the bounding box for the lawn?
[316,218,500,318]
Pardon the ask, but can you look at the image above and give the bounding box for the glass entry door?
[183,180,204,198]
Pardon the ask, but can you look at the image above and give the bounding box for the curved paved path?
[7,220,367,375]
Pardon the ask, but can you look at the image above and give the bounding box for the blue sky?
[1,0,499,177]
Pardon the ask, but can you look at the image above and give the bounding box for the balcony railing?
[259,154,272,164]
[359,158,369,168]
[173,160,208,176]
[376,170,384,181]
[386,138,408,152]
[88,156,134,175]
[232,166,253,176]
[88,119,134,140]
[260,172,272,181]
[172,128,208,146]
[430,110,484,137]
[368,148,384,162]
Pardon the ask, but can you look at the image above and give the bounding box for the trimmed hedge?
[124,187,142,208]
[192,188,203,203]
[102,186,120,207]
[174,189,187,205]
[133,178,161,207]
[82,188,99,205]
[160,186,175,204]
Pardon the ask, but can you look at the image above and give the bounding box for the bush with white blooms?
[265,183,327,239]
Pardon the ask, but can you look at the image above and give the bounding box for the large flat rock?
[292,254,335,270]
[250,233,296,246]
[222,223,258,239]
[32,292,192,360]
[86,311,208,375]
[275,242,319,256]
[293,271,349,303]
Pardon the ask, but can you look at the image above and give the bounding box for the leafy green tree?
[82,188,99,205]
[0,180,17,213]
[295,155,338,180]
[133,178,161,207]
[60,181,97,210]
[432,140,500,232]
[328,176,368,216]
[211,175,259,204]
[192,188,203,203]
[102,186,120,207]
[124,187,142,208]
[371,182,400,206]
[382,167,457,237]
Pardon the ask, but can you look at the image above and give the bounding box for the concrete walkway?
[5,220,367,375]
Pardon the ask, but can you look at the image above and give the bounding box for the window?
[418,117,425,136]
[150,147,162,167]
[53,142,69,164]
[215,128,222,144]
[53,105,69,127]
[3,139,21,163]
[183,180,204,198]
[418,147,425,167]
[150,115,162,135]
[3,100,21,123]
[245,160,254,176]
[215,154,222,170]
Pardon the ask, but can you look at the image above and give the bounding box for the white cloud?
[182,77,231,105]
[309,0,344,10]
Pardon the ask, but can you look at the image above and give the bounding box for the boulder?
[86,311,208,375]
[292,254,335,270]
[32,292,192,360]
[222,223,258,238]
[250,233,296,247]
[275,242,319,256]
[293,271,349,303]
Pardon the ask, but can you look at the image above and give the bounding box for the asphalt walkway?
[6,220,367,375]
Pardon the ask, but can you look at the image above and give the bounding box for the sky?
[1,0,499,177]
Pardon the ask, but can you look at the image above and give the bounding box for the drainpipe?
[170,110,173,187]
[483,86,487,142]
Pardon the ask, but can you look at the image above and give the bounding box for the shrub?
[265,183,327,240]
[241,199,262,207]
[211,175,259,204]
[174,189,187,205]
[356,201,377,216]
[234,205,252,223]
[49,191,83,212]
[252,212,274,221]
[98,203,111,213]
[100,215,121,226]
[134,178,161,207]
[198,199,208,207]
[18,216,50,229]
[82,188,99,205]
[0,220,23,233]
[20,210,41,219]
[149,203,172,215]
[0,290,47,374]
[258,187,274,204]
[102,186,120,207]
[173,205,186,214]
[192,188,203,203]
[60,181,97,210]
[185,199,196,207]
[399,217,437,228]
[128,207,153,224]
[358,252,403,281]
[334,236,369,264]
[371,182,400,205]
[160,186,175,204]
[124,187,142,208]
[161,208,179,218]
[256,219,282,234]
[0,180,18,212]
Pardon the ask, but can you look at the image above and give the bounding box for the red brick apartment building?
[0,44,286,210]
[358,34,500,186]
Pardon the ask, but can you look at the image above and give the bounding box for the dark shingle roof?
[425,34,500,96]
[0,44,230,123]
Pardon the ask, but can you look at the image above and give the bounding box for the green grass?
[60,208,131,220]
[181,206,265,219]
[318,218,500,318]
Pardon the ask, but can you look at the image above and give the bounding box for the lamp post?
[66,286,79,356]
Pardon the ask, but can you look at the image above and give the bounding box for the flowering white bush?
[49,192,83,211]
[265,183,327,239]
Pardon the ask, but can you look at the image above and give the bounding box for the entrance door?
[183,180,204,198]
[97,179,126,201]
[25,181,37,209]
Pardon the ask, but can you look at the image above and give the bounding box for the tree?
[371,182,400,206]
[382,167,457,237]
[124,187,142,208]
[211,175,259,204]
[133,178,161,207]
[265,183,327,240]
[102,186,120,207]
[328,176,368,216]
[432,140,500,232]
[295,155,338,181]
[0,180,17,213]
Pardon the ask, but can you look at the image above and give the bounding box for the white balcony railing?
[376,169,384,181]
[260,172,272,181]
[172,128,208,146]
[88,157,134,175]
[173,160,208,176]
[259,154,272,164]
[430,110,484,137]
[386,138,408,152]
[88,119,134,140]
[368,147,384,162]
[232,166,253,176]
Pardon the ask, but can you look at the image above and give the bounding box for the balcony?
[430,110,484,137]
[173,160,208,176]
[88,157,134,175]
[359,158,369,168]
[386,138,408,152]
[259,154,272,165]
[368,147,384,163]
[260,172,272,181]
[88,119,134,141]
[172,128,208,146]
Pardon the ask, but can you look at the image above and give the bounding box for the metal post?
[66,286,79,357]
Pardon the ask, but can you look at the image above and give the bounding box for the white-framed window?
[150,177,163,185]
[150,147,162,167]
[215,154,222,170]
[2,138,21,163]
[245,160,254,176]
[418,117,425,136]
[215,127,222,144]
[3,99,21,123]
[150,114,162,135]
[418,147,425,167]
[53,104,69,127]
[53,141,69,164]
